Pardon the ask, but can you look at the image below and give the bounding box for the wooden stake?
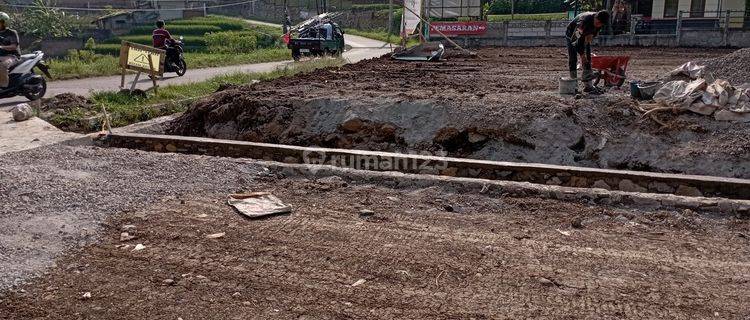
[148,53,158,94]
[120,67,125,89]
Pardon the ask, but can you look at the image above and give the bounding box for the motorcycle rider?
[152,20,173,49]
[0,12,20,88]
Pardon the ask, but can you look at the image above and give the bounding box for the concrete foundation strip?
[98,132,750,203]
[260,160,750,215]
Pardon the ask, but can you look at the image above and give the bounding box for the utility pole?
[424,0,430,40]
[387,0,393,35]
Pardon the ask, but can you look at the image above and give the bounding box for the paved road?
[1,34,390,107]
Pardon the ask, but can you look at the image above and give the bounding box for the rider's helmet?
[0,12,10,25]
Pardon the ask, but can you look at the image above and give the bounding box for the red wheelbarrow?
[590,55,630,87]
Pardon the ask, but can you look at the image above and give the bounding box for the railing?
[677,10,747,30]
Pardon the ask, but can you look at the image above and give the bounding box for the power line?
[1,0,262,12]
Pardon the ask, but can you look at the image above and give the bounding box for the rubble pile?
[653,60,750,122]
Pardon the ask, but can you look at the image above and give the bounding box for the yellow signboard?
[127,47,162,71]
[119,41,165,75]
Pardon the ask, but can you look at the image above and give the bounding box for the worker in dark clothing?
[566,10,609,93]
[152,20,173,49]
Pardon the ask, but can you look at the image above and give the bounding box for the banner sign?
[119,41,165,75]
[401,0,423,35]
[429,21,488,36]
[427,0,483,18]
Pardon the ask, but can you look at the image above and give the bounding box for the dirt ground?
[1,171,749,319]
[168,47,750,179]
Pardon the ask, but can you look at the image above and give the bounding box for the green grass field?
[49,49,291,80]
[45,58,345,131]
[487,12,568,21]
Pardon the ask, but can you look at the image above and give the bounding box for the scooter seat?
[7,58,26,71]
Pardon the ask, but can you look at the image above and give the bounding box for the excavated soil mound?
[168,47,750,178]
[39,93,94,112]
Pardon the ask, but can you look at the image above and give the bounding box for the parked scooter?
[0,50,50,101]
[163,36,186,76]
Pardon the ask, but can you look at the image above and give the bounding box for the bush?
[91,44,122,56]
[205,31,258,53]
[66,49,98,63]
[169,18,246,31]
[104,35,207,48]
[488,0,564,15]
[84,37,96,50]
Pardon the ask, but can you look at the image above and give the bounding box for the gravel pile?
[702,48,750,85]
[0,145,270,290]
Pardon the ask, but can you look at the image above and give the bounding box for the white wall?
[652,0,665,18]
[653,0,747,19]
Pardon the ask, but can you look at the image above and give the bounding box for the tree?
[563,0,605,11]
[14,0,75,41]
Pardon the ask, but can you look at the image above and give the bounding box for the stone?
[132,244,146,251]
[618,179,648,193]
[11,103,33,122]
[592,180,611,190]
[648,181,675,193]
[120,224,137,232]
[351,279,366,287]
[206,232,225,239]
[318,176,347,188]
[467,132,487,143]
[537,277,555,286]
[378,123,398,137]
[571,217,584,229]
[675,185,703,197]
[81,292,91,300]
[358,209,375,217]
[433,127,461,144]
[340,118,365,133]
[441,167,458,176]
[386,196,399,202]
[119,232,136,242]
[162,279,175,285]
[569,176,588,188]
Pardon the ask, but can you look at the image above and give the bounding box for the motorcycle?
[0,50,50,101]
[163,36,186,76]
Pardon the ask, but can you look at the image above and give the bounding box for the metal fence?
[631,10,748,35]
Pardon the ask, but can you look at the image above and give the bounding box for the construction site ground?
[2,47,750,319]
[168,47,750,179]
[1,146,749,319]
